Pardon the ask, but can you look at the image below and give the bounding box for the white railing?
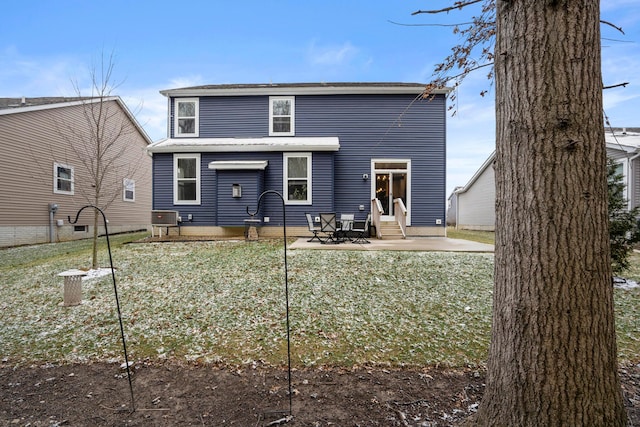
[371,198,384,239]
[393,198,407,238]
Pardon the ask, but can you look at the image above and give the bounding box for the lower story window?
[123,178,135,202]
[54,162,74,195]
[174,153,201,205]
[284,153,311,204]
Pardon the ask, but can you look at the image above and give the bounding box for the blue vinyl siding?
[161,92,446,228]
[216,170,263,226]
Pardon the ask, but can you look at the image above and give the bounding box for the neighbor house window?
[175,98,199,137]
[283,153,311,204]
[123,178,135,202]
[270,96,295,136]
[53,162,74,195]
[174,153,200,204]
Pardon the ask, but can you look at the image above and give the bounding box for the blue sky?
[1,1,639,197]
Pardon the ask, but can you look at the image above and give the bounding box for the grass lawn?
[1,233,638,368]
[447,227,495,245]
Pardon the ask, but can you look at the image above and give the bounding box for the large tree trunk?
[470,1,627,425]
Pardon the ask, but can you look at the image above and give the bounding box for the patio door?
[372,160,409,223]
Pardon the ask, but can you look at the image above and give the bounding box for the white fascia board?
[208,160,269,170]
[161,85,451,97]
[147,136,340,153]
[455,151,496,195]
[606,142,638,154]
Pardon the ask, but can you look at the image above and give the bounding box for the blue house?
[147,83,450,238]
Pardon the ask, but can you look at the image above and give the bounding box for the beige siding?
[0,100,152,246]
[457,163,496,230]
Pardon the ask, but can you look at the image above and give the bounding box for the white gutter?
[147,136,340,153]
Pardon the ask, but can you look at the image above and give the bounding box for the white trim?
[283,153,312,205]
[53,162,74,195]
[269,96,295,136]
[147,136,340,153]
[123,178,135,202]
[161,83,452,97]
[455,152,495,195]
[614,158,631,209]
[174,98,199,137]
[208,160,269,170]
[173,153,201,205]
[371,158,411,226]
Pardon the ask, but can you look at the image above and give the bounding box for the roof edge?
[455,151,496,195]
[160,83,451,97]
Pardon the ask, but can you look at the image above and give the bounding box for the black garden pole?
[246,190,293,418]
[69,205,135,412]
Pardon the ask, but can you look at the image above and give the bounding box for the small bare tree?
[57,52,147,268]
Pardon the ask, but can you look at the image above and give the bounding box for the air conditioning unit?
[151,210,180,226]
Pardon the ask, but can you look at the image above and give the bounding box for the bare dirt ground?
[1,362,639,426]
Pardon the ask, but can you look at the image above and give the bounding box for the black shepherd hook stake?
[246,190,293,419]
[68,205,135,412]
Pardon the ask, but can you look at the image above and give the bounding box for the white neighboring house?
[448,153,496,231]
[0,97,153,247]
[447,128,640,231]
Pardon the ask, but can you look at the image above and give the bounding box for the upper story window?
[270,96,295,136]
[174,153,201,205]
[53,162,74,195]
[283,153,311,204]
[123,178,135,202]
[175,98,199,137]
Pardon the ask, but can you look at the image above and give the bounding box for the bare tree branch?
[412,0,483,15]
[387,20,473,28]
[601,19,625,35]
[604,82,630,90]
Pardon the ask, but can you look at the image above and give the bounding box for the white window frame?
[174,98,199,137]
[174,153,201,205]
[269,96,295,136]
[615,158,631,209]
[53,162,74,195]
[123,178,135,202]
[283,152,312,204]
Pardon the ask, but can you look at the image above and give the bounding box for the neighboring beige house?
[448,128,640,231]
[0,97,153,247]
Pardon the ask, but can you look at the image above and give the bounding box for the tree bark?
[470,1,627,425]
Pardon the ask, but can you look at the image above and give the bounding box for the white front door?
[372,160,410,223]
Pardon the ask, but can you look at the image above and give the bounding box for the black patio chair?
[351,213,371,244]
[339,213,355,241]
[319,212,340,244]
[305,213,323,243]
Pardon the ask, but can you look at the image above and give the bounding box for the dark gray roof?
[159,82,449,97]
[175,82,426,91]
[0,97,91,110]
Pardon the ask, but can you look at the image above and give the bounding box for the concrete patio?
[290,237,494,252]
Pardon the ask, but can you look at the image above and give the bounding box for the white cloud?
[167,75,205,90]
[0,49,81,96]
[307,40,358,66]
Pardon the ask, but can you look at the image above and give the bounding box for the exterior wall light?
[232,184,242,198]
